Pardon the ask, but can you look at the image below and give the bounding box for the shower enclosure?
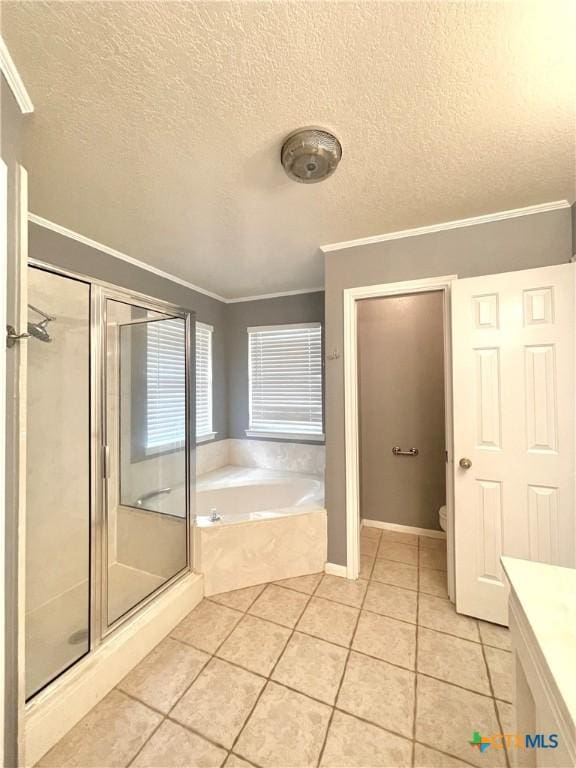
[25,263,194,700]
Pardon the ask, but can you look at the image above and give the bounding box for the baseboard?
[324,562,347,577]
[362,519,446,539]
[25,573,203,766]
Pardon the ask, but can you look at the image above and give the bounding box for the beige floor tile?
[371,558,418,590]
[485,646,513,702]
[377,540,418,565]
[360,526,381,540]
[274,572,323,594]
[419,547,447,571]
[118,637,209,713]
[419,567,448,598]
[171,600,242,653]
[131,720,226,768]
[380,529,419,546]
[171,658,265,749]
[248,584,308,628]
[419,535,446,551]
[216,614,291,676]
[359,555,375,580]
[496,699,516,734]
[416,675,505,767]
[235,682,331,768]
[337,652,415,738]
[320,710,412,768]
[364,580,417,623]
[225,755,256,768]
[315,574,368,608]
[352,610,416,669]
[210,584,266,612]
[417,628,491,695]
[478,621,512,651]
[360,538,378,557]
[414,744,473,767]
[272,631,348,704]
[418,594,479,641]
[37,690,161,767]
[297,596,359,647]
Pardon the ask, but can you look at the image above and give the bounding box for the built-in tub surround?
[195,467,326,595]
[196,438,325,477]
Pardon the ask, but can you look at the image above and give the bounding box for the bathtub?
[194,466,327,595]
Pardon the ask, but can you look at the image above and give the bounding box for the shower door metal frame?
[96,286,194,641]
[27,259,195,655]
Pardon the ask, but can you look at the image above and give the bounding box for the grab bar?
[135,487,172,506]
[392,446,419,457]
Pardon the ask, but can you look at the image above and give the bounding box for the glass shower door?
[25,267,91,699]
[103,298,190,628]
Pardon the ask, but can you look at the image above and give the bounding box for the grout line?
[227,580,322,762]
[479,634,512,768]
[315,566,371,768]
[125,714,166,767]
[410,536,422,767]
[414,739,480,768]
[125,597,251,767]
[107,567,511,768]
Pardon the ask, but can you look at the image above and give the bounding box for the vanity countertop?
[501,556,576,727]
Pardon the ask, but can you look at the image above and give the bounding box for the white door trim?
[343,275,457,588]
[0,158,7,766]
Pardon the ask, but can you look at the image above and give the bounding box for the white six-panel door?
[452,263,574,625]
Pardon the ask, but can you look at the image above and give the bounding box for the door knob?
[459,457,472,469]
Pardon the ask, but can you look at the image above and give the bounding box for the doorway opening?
[343,276,455,599]
[358,290,446,532]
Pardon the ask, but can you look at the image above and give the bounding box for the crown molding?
[28,213,228,302]
[28,213,326,303]
[226,286,324,303]
[320,200,571,254]
[0,36,34,114]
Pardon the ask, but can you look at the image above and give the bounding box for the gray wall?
[226,292,325,442]
[358,291,445,530]
[2,74,25,767]
[325,207,573,565]
[572,202,576,253]
[28,223,229,441]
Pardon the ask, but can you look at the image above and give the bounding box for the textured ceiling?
[2,1,575,299]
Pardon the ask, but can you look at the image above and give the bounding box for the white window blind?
[196,322,214,440]
[248,323,323,438]
[146,318,186,451]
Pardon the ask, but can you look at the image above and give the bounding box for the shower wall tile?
[228,439,325,476]
[26,269,91,615]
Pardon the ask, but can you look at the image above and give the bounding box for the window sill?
[245,430,325,442]
[196,432,218,444]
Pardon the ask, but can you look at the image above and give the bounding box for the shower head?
[28,304,55,343]
[27,320,52,343]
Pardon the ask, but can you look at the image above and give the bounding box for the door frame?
[343,274,457,600]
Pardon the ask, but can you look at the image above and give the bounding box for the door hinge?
[102,445,110,478]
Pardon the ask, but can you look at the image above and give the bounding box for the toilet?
[438,504,447,532]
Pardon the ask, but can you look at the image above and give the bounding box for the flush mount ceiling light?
[281,127,342,184]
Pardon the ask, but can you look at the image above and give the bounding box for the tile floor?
[37,528,515,768]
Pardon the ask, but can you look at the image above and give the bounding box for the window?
[247,323,323,440]
[195,322,215,441]
[145,317,186,452]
